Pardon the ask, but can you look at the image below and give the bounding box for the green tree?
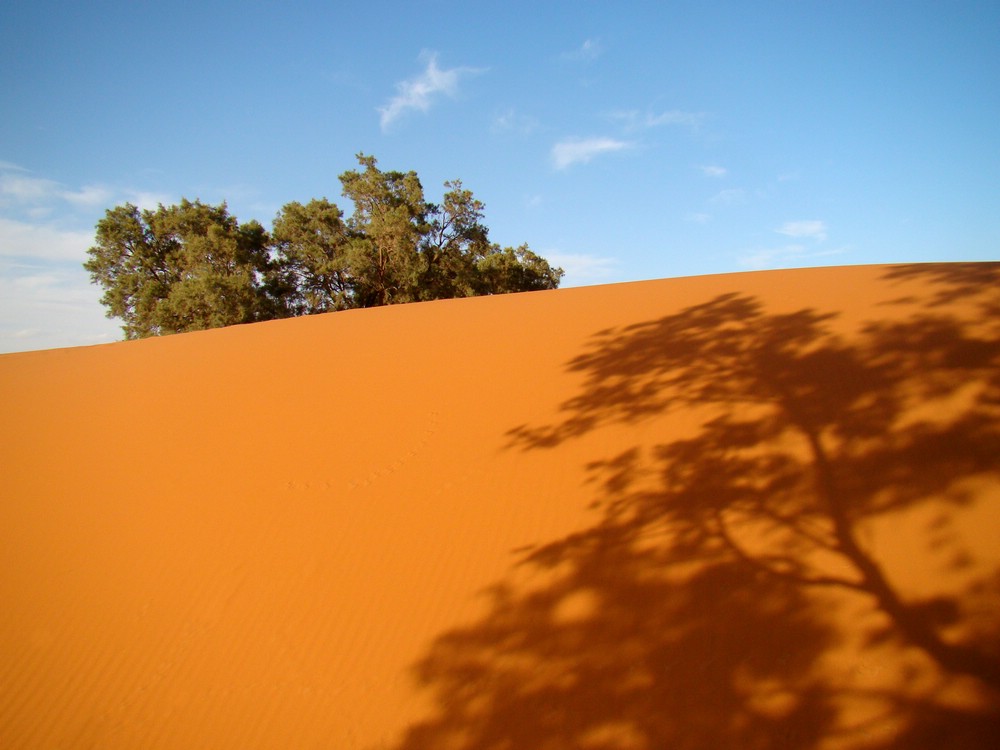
[336,154,563,303]
[270,198,351,315]
[86,155,564,338]
[338,154,429,307]
[475,243,565,294]
[418,180,492,300]
[84,199,273,339]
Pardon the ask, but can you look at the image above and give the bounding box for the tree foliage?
[83,199,273,339]
[85,154,563,339]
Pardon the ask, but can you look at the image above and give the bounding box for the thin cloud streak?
[0,262,119,353]
[776,220,828,241]
[0,218,93,262]
[611,109,704,132]
[378,53,483,132]
[545,252,618,286]
[126,191,174,212]
[739,244,847,270]
[0,172,62,204]
[62,185,114,208]
[491,108,539,135]
[698,165,727,177]
[0,165,151,215]
[0,163,179,351]
[710,188,747,205]
[551,137,630,169]
[561,38,603,61]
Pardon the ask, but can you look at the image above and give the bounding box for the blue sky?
[2,0,997,352]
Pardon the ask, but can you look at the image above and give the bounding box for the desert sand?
[1,263,998,748]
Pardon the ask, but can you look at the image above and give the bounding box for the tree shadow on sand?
[392,264,1000,749]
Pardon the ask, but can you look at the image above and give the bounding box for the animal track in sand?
[283,410,442,493]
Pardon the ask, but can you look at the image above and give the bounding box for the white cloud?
[646,110,703,128]
[125,190,173,212]
[0,172,62,205]
[0,169,113,211]
[739,244,846,270]
[698,165,727,177]
[611,109,704,132]
[740,244,804,269]
[0,163,233,353]
[709,188,747,205]
[686,212,712,224]
[0,218,93,261]
[62,184,114,208]
[0,164,163,218]
[491,108,539,135]
[0,260,120,353]
[378,52,483,132]
[776,220,828,241]
[739,219,835,269]
[561,38,603,61]
[551,137,630,169]
[545,252,618,286]
[0,164,142,352]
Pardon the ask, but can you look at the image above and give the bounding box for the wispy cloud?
[610,109,704,132]
[738,218,837,269]
[0,171,62,205]
[0,218,93,261]
[0,165,149,216]
[378,52,484,132]
[2,172,174,223]
[62,184,114,208]
[0,259,120,352]
[686,212,712,224]
[709,188,747,205]
[126,190,173,212]
[776,220,828,241]
[698,165,727,178]
[551,137,630,169]
[545,252,618,286]
[0,163,178,352]
[491,108,539,135]
[561,38,603,62]
[739,244,846,270]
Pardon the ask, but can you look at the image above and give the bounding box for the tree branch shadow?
[391,263,1000,749]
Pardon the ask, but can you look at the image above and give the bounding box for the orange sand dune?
[2,263,999,748]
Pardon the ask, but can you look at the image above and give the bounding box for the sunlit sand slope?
[2,263,999,749]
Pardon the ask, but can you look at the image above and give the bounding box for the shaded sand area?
[2,263,999,748]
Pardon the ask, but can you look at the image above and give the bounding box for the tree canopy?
[85,154,563,339]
